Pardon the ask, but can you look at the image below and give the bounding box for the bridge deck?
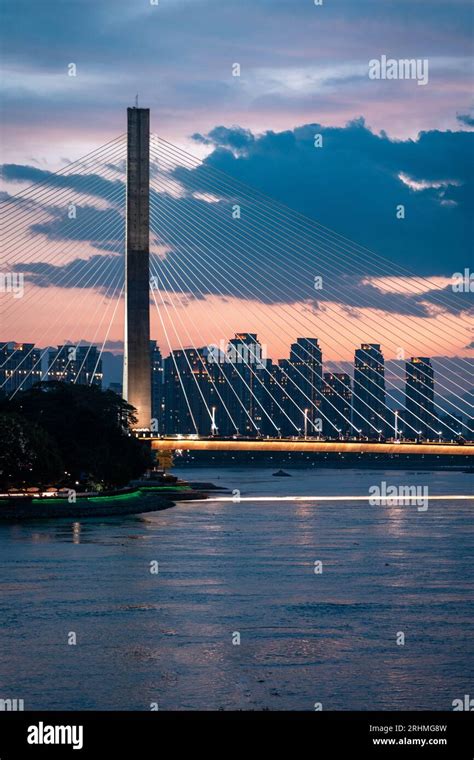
[149,439,474,457]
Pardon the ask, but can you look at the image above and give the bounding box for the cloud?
[1,163,124,204]
[182,119,473,278]
[14,254,123,291]
[7,118,473,324]
[1,163,125,254]
[30,206,124,246]
[192,126,255,152]
[1,0,473,148]
[99,340,124,351]
[457,113,474,128]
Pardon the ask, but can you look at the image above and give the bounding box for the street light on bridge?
[211,405,218,437]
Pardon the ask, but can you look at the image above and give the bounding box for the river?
[0,467,472,711]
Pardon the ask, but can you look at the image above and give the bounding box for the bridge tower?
[123,106,151,429]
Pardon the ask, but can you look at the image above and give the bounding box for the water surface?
[0,467,472,711]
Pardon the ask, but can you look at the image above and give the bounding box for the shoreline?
[0,487,205,521]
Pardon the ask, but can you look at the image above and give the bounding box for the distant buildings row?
[1,337,471,440]
[154,335,469,440]
[0,343,103,394]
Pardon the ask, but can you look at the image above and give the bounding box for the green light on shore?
[141,486,190,491]
[0,486,191,506]
[88,491,143,502]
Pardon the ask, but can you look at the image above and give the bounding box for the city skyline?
[2,333,471,440]
[2,333,473,400]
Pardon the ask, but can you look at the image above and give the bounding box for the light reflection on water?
[0,467,472,711]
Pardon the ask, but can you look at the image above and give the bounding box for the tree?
[0,383,153,489]
[0,412,63,490]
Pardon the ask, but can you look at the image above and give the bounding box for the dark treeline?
[0,382,153,491]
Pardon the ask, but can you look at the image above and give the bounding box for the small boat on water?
[272,469,291,477]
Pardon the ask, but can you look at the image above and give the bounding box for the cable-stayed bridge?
[1,107,473,462]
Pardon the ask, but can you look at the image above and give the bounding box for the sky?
[1,0,473,390]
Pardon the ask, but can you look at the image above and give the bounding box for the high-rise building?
[164,347,223,435]
[284,338,323,434]
[439,413,464,440]
[47,345,103,387]
[150,340,164,431]
[463,417,474,441]
[405,357,434,438]
[222,334,268,436]
[321,372,352,436]
[268,361,294,437]
[353,343,386,437]
[0,342,42,396]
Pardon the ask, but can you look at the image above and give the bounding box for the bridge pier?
[123,107,151,429]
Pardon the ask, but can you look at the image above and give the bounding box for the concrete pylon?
[123,107,151,429]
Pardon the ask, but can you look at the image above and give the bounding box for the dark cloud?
[192,126,255,152]
[183,120,473,278]
[1,164,125,254]
[7,119,473,322]
[99,340,124,351]
[30,205,124,246]
[14,254,123,291]
[457,113,474,128]
[1,164,124,204]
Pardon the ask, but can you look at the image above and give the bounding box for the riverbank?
[0,486,206,521]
